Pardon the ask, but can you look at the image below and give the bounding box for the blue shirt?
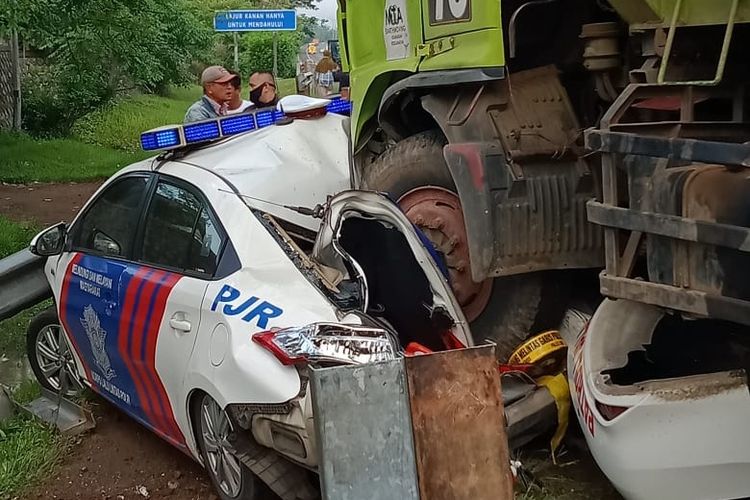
[184,96,224,123]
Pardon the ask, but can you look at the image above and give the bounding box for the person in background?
[226,71,254,114]
[184,65,234,123]
[248,71,279,108]
[314,50,337,97]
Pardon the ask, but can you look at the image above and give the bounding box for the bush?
[21,64,113,137]
[238,32,300,79]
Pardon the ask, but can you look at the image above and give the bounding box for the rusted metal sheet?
[404,345,513,500]
[310,360,419,500]
[600,273,750,326]
[587,202,750,253]
[586,128,750,168]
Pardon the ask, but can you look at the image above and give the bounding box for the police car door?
[59,173,221,452]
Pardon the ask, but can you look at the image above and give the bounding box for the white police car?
[26,97,472,500]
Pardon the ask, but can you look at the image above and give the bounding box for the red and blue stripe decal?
[61,253,186,449]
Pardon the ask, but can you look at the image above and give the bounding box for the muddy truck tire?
[361,132,565,360]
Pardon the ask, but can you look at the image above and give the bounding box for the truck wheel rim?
[399,186,492,321]
[201,396,243,498]
[35,324,81,395]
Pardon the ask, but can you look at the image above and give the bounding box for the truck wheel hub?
[399,186,492,321]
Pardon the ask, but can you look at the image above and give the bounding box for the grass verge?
[0,302,51,356]
[0,132,149,183]
[0,382,64,499]
[72,86,202,152]
[72,79,296,152]
[0,216,37,259]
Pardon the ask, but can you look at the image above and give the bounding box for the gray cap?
[201,65,234,85]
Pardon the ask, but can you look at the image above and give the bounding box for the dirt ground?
[0,182,102,226]
[24,401,215,500]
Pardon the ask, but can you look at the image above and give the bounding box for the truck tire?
[361,132,562,360]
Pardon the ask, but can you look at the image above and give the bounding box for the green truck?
[336,0,750,358]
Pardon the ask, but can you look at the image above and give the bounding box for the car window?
[74,176,149,257]
[141,181,224,276]
[188,208,223,275]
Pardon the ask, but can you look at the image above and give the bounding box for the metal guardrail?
[0,248,51,322]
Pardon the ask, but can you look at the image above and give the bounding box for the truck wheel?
[361,132,558,360]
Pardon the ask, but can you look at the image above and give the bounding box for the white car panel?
[569,298,750,500]
[180,112,352,231]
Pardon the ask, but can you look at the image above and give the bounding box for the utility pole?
[233,31,239,70]
[273,31,278,79]
[10,28,21,130]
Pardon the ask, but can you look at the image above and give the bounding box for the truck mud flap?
[0,249,51,322]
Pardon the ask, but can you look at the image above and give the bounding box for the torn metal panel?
[22,388,95,435]
[404,345,513,500]
[310,360,419,500]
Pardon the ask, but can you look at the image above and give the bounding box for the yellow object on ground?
[510,330,571,459]
[537,372,571,460]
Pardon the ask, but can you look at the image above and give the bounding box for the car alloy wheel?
[200,395,244,498]
[34,323,83,396]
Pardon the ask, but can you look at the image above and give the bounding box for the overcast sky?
[298,0,338,26]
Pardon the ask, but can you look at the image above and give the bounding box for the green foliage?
[72,85,202,152]
[238,31,300,78]
[0,413,63,498]
[0,132,148,183]
[3,0,213,135]
[0,302,51,356]
[0,215,36,259]
[11,380,42,406]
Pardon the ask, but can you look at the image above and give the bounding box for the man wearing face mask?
[185,66,234,123]
[248,71,279,108]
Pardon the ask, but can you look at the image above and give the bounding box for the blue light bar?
[140,127,181,151]
[141,98,355,152]
[327,98,352,116]
[255,110,278,129]
[220,114,256,135]
[184,120,221,144]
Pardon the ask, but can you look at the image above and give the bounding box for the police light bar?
[140,97,353,152]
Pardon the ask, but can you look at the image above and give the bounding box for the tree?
[0,0,213,133]
[238,31,299,79]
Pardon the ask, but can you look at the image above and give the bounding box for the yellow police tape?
[509,330,570,459]
[509,330,567,372]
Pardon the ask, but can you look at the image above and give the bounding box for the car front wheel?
[196,394,261,500]
[27,306,83,397]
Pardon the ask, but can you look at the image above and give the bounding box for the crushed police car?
[566,300,750,500]
[23,96,560,500]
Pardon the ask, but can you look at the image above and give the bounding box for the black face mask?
[249,85,277,107]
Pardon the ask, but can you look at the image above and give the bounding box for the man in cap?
[184,65,235,123]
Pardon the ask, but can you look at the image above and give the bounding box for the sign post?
[214,10,298,79]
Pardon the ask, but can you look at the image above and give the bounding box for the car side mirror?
[30,222,67,257]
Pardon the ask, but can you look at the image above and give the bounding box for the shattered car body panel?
[313,190,472,349]
[568,298,750,500]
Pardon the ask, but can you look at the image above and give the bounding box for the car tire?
[361,132,566,361]
[27,306,83,396]
[194,393,261,500]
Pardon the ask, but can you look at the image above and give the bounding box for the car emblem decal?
[81,304,116,380]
